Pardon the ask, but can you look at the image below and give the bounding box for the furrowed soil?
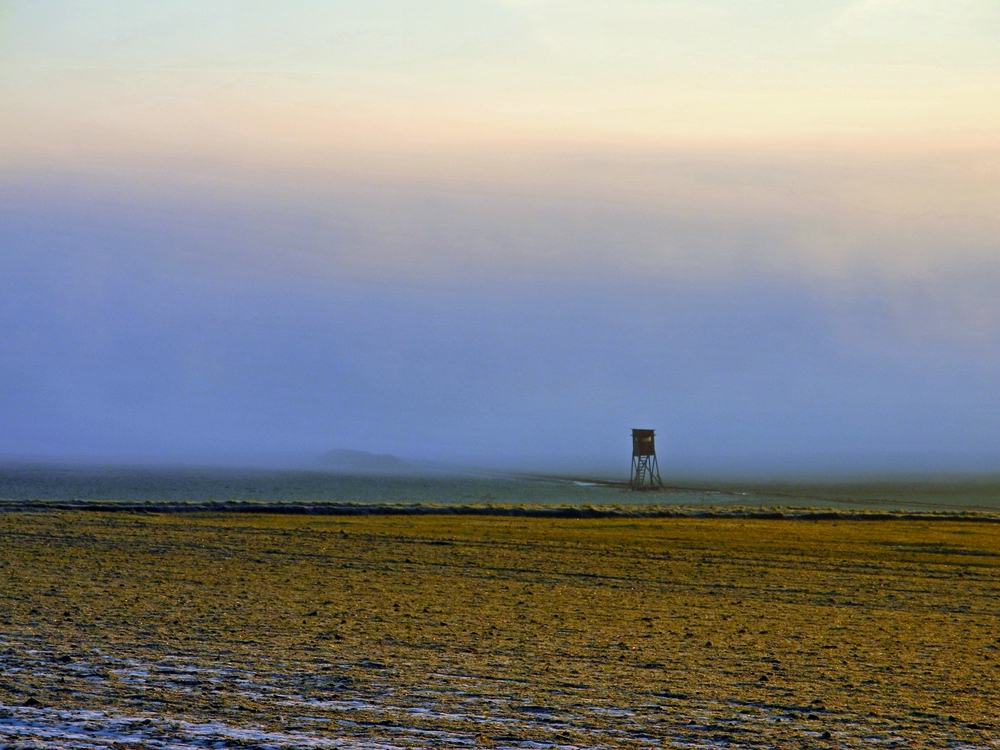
[1,511,999,748]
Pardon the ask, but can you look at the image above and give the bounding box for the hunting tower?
[629,428,663,490]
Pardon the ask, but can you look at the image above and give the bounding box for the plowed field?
[1,511,998,748]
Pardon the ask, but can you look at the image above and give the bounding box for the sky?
[1,1,999,475]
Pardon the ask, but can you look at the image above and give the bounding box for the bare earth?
[1,511,999,748]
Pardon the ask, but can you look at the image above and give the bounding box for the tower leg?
[629,455,663,490]
[648,455,663,487]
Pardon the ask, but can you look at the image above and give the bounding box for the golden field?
[1,510,999,748]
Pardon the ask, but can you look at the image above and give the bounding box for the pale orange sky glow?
[3,0,999,155]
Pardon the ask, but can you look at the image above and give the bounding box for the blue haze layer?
[2,172,999,477]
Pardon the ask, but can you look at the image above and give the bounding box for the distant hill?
[316,449,416,475]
